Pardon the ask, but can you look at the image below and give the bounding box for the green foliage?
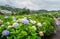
[0,14,54,39]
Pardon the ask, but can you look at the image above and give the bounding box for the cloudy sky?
[0,0,60,10]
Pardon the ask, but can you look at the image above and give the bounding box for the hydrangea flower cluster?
[29,20,36,24]
[12,16,16,21]
[37,22,42,27]
[32,26,37,30]
[12,23,19,28]
[21,18,29,24]
[2,30,10,36]
[39,31,44,36]
[0,14,54,39]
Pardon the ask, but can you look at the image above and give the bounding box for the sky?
[0,0,60,11]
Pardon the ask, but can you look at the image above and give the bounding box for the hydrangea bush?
[0,14,54,39]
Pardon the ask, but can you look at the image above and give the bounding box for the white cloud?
[0,0,8,5]
[6,0,40,10]
[0,0,60,10]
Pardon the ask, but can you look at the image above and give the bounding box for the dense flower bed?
[0,14,54,39]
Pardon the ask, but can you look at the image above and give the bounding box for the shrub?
[0,14,54,39]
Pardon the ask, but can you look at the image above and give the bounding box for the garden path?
[51,26,60,39]
[51,18,60,39]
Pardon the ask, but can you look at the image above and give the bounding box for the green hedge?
[0,14,54,39]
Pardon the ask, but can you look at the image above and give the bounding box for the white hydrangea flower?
[33,21,36,24]
[39,31,44,36]
[30,20,33,23]
[8,25,13,28]
[32,26,37,30]
[37,23,42,27]
[30,20,36,24]
[4,16,8,19]
[2,30,10,36]
[12,23,19,28]
[12,16,16,21]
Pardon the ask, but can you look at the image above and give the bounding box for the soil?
[51,26,60,39]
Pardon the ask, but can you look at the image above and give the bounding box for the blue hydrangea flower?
[21,18,29,24]
[2,30,10,36]
[12,16,16,21]
[12,23,19,28]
